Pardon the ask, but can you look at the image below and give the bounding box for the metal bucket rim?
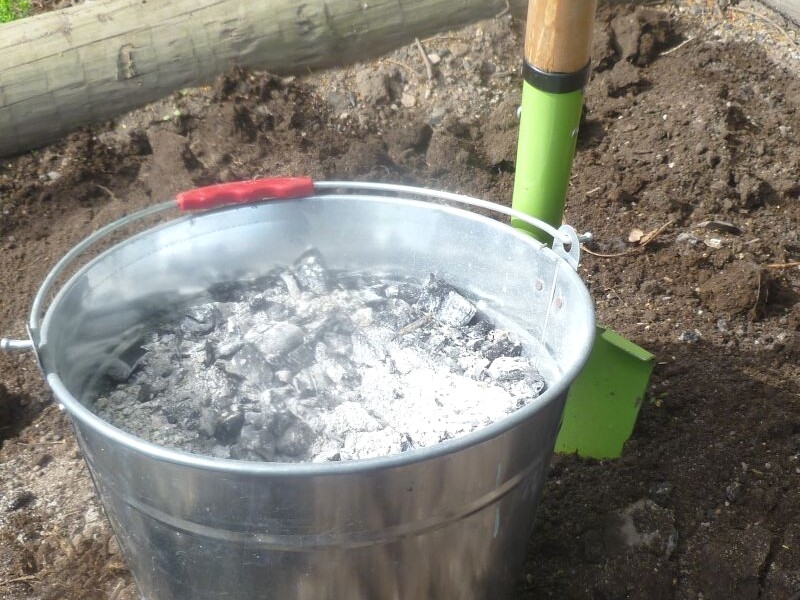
[37,194,596,475]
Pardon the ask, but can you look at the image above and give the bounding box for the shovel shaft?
[511,83,583,238]
[512,0,598,242]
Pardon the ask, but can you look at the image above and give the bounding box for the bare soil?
[1,2,799,599]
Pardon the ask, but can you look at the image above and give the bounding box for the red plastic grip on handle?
[176,177,315,211]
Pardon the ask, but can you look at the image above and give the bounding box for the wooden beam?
[0,0,526,157]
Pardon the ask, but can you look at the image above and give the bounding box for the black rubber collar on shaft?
[522,60,591,94]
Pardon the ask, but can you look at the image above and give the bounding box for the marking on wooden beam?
[117,44,137,80]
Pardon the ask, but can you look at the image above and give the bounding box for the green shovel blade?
[556,327,655,458]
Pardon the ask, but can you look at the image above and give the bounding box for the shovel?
[512,0,655,458]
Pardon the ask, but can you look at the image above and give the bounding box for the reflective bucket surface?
[37,193,594,599]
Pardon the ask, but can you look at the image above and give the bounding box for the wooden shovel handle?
[525,0,598,74]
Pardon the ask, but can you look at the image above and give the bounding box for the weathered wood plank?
[0,0,526,157]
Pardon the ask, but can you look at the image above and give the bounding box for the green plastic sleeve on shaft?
[511,82,584,243]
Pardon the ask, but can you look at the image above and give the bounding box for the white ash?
[91,249,546,462]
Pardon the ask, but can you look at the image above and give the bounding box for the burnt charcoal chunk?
[104,358,135,383]
[293,250,329,294]
[374,298,415,330]
[215,339,244,359]
[414,275,476,327]
[293,364,332,396]
[181,306,219,336]
[282,343,316,372]
[414,274,448,314]
[218,343,273,386]
[481,331,522,361]
[248,322,304,362]
[322,332,353,357]
[436,291,477,327]
[208,281,245,302]
[276,420,314,457]
[487,356,530,382]
[236,425,276,460]
[137,383,154,403]
[263,302,293,321]
[214,411,245,443]
[384,282,421,304]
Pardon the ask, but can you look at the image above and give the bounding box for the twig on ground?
[0,575,38,586]
[95,183,119,202]
[660,36,696,56]
[109,580,126,600]
[414,37,435,83]
[422,35,472,45]
[764,261,800,270]
[581,219,675,258]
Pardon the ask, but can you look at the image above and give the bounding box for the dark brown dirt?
[1,2,799,599]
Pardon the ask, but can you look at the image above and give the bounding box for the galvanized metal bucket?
[2,181,595,600]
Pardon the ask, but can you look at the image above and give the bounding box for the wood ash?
[92,249,546,462]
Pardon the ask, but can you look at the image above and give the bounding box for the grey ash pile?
[92,250,546,462]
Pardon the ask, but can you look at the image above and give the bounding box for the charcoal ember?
[414,275,448,314]
[208,281,246,302]
[437,291,476,327]
[481,330,522,361]
[320,358,355,385]
[351,307,374,328]
[279,271,302,299]
[245,322,304,362]
[275,370,293,384]
[322,332,353,357]
[387,344,428,375]
[414,275,476,327]
[293,250,329,294]
[351,329,392,366]
[324,401,382,437]
[137,383,155,403]
[276,419,314,457]
[293,364,332,396]
[103,358,136,383]
[214,411,244,443]
[341,429,405,460]
[235,425,276,460]
[282,343,316,372]
[198,408,221,437]
[181,306,219,336]
[356,287,385,306]
[265,410,300,436]
[218,343,272,386]
[384,282,422,304]
[487,357,546,398]
[486,356,530,383]
[263,302,293,321]
[243,410,264,429]
[375,298,415,330]
[458,355,490,380]
[215,339,243,359]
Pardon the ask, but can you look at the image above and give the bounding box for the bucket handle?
[2,179,581,353]
[315,181,582,269]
